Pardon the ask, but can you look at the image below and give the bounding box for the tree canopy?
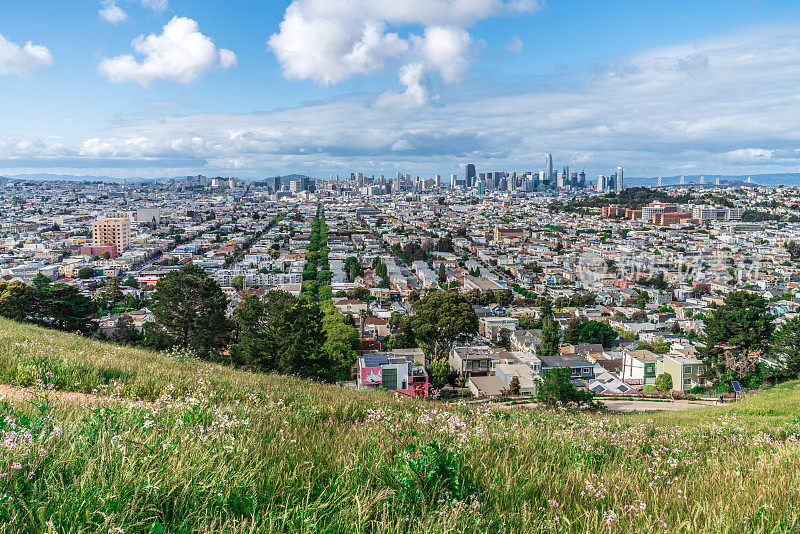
[152,263,232,359]
[702,291,774,377]
[578,320,617,348]
[410,292,478,359]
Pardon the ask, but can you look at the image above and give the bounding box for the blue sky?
[2,0,800,179]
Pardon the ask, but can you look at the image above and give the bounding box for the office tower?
[570,171,578,188]
[435,174,441,188]
[451,174,458,188]
[465,163,476,188]
[556,172,565,190]
[563,166,569,186]
[92,213,131,253]
[616,166,624,192]
[274,176,282,192]
[546,153,554,183]
[597,174,607,192]
[579,171,586,188]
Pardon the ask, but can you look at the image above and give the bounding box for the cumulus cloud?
[268,9,407,85]
[0,34,53,76]
[412,26,472,83]
[98,16,236,87]
[269,0,540,102]
[99,1,128,24]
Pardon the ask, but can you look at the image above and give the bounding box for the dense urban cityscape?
[0,164,796,398]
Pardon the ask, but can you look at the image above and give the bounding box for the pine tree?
[538,314,561,357]
[152,264,231,359]
[562,316,584,345]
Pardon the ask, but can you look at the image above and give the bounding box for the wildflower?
[10,463,22,470]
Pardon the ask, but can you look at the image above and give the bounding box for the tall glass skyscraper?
[465,163,476,188]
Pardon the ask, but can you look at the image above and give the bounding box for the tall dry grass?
[0,318,798,533]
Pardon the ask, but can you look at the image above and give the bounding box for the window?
[684,366,692,374]
[583,368,592,374]
[684,378,692,385]
[698,366,705,373]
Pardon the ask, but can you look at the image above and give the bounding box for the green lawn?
[0,318,799,533]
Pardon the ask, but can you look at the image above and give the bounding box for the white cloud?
[0,33,53,76]
[269,7,407,85]
[391,139,415,151]
[99,1,128,24]
[269,0,539,102]
[140,0,167,12]
[499,36,523,56]
[375,62,430,108]
[98,16,236,87]
[725,148,774,161]
[412,26,472,84]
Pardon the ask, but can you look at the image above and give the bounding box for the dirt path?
[0,384,106,406]
[490,398,721,412]
[601,399,718,412]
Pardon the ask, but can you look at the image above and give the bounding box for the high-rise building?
[435,174,441,188]
[579,171,586,187]
[92,213,131,253]
[465,163,476,188]
[597,174,607,192]
[546,153,554,183]
[451,174,458,188]
[616,166,624,192]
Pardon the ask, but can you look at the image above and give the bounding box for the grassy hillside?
[0,317,799,533]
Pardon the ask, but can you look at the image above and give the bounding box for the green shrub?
[654,372,673,392]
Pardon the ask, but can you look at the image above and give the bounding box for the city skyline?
[3,1,800,178]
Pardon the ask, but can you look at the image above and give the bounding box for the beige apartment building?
[92,214,131,253]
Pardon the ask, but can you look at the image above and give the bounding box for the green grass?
[1,317,800,533]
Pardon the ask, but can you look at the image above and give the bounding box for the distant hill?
[0,173,127,183]
[0,173,315,185]
[628,173,800,187]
